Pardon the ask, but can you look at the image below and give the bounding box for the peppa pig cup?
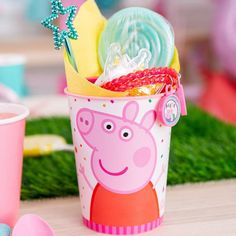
[66,89,182,235]
[0,103,29,227]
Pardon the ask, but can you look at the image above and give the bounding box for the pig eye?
[120,128,133,141]
[103,120,115,133]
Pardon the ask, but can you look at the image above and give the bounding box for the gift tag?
[176,75,187,116]
[157,86,181,127]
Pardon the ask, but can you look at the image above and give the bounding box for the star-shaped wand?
[41,0,78,72]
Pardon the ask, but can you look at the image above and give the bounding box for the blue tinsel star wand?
[41,0,78,72]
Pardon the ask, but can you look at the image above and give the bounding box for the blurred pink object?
[0,84,19,102]
[213,0,236,78]
[62,0,85,7]
[199,70,236,125]
[0,103,29,227]
[58,75,67,94]
[60,0,85,29]
[154,0,167,16]
[12,214,55,236]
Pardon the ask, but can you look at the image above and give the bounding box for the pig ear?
[140,110,157,130]
[123,101,139,121]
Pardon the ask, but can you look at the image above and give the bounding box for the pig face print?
[76,101,157,194]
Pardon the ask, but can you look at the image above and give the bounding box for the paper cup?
[0,103,29,227]
[0,54,26,97]
[66,89,176,234]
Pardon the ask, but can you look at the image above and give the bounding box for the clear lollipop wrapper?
[99,7,175,70]
[95,43,151,86]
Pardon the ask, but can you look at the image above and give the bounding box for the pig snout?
[77,109,94,135]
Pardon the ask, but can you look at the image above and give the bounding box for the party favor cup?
[66,88,183,235]
[0,55,26,97]
[0,103,29,227]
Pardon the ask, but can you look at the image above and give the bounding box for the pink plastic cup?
[0,103,29,227]
[65,88,184,235]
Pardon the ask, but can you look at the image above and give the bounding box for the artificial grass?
[22,104,236,200]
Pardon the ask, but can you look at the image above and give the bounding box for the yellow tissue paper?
[170,47,180,73]
[71,0,106,79]
[64,51,128,97]
[64,0,128,97]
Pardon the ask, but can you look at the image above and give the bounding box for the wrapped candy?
[101,67,179,96]
[127,84,165,96]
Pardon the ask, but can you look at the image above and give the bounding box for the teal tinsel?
[41,0,78,50]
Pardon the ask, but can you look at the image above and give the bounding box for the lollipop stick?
[65,38,78,72]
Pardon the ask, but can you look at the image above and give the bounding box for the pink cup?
[65,89,183,235]
[0,103,29,227]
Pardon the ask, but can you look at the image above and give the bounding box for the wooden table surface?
[20,180,236,236]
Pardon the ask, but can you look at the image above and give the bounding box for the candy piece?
[127,83,165,96]
[95,43,151,86]
[99,7,175,69]
[0,224,11,236]
[101,68,179,93]
[69,0,106,78]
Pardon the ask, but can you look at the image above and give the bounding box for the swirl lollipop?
[99,7,175,69]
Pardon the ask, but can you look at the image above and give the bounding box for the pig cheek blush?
[133,147,151,167]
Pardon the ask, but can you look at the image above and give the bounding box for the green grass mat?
[22,104,236,200]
